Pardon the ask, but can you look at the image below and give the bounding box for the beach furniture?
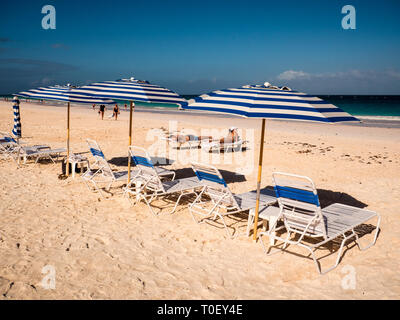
[83,139,135,196]
[0,134,17,153]
[0,131,13,142]
[0,134,58,165]
[128,146,176,180]
[83,140,174,197]
[189,162,277,238]
[182,83,360,242]
[124,146,203,215]
[123,146,203,215]
[0,132,21,145]
[162,133,208,149]
[200,138,246,153]
[0,137,19,160]
[258,172,381,274]
[66,153,89,178]
[17,145,66,165]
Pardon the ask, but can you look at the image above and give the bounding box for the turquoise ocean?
[116,95,400,118]
[3,94,400,118]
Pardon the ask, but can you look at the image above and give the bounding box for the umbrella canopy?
[182,83,360,240]
[72,77,186,182]
[17,85,115,105]
[16,85,114,175]
[182,85,359,123]
[71,78,186,105]
[12,96,22,138]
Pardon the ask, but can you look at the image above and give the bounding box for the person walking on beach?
[92,104,96,110]
[113,104,120,120]
[98,104,106,120]
[124,103,127,111]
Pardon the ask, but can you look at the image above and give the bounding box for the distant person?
[98,104,106,120]
[92,104,96,110]
[124,103,127,111]
[113,104,120,120]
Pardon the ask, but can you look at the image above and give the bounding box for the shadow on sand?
[109,156,175,167]
[316,189,367,209]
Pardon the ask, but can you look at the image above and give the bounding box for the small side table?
[67,154,89,178]
[247,205,281,245]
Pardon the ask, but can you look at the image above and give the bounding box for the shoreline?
[3,100,400,129]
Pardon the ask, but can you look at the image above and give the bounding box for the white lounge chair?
[82,139,135,196]
[258,172,381,274]
[83,141,174,197]
[200,138,246,153]
[17,145,65,164]
[189,162,277,238]
[0,135,19,159]
[129,146,176,181]
[162,133,208,149]
[1,134,61,165]
[123,146,205,215]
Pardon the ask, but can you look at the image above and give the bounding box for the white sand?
[0,101,399,299]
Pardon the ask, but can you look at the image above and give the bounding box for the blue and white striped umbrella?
[12,96,21,137]
[71,77,186,182]
[17,85,115,105]
[15,85,114,176]
[182,83,360,240]
[71,78,185,105]
[182,85,359,123]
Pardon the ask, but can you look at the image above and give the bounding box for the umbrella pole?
[252,118,266,241]
[127,101,134,183]
[66,102,70,176]
[19,103,22,138]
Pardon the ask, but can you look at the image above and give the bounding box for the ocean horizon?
[2,94,400,118]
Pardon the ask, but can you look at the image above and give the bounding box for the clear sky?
[1,0,400,95]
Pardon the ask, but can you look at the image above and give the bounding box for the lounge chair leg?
[281,231,291,250]
[300,231,358,275]
[258,232,286,256]
[188,188,206,223]
[216,214,234,239]
[246,209,254,236]
[354,214,381,251]
[168,192,184,214]
[142,194,158,216]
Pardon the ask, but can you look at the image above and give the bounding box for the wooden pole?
[252,118,266,241]
[127,101,134,183]
[66,102,70,176]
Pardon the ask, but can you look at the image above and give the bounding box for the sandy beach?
[0,101,399,299]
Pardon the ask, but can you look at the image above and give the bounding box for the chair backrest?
[86,139,114,177]
[272,172,327,238]
[3,136,17,145]
[129,146,164,192]
[0,132,17,144]
[191,162,239,209]
[0,134,18,152]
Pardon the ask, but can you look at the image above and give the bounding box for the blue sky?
[1,0,400,94]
